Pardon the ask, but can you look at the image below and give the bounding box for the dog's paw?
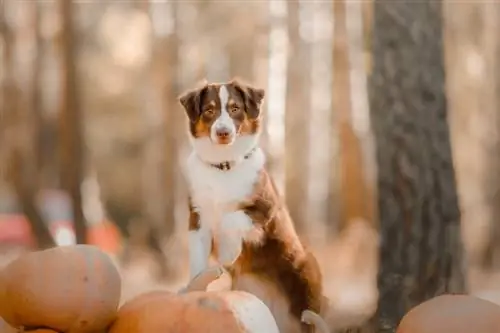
[240,196,275,225]
[180,266,225,293]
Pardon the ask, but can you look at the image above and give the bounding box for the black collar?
[209,147,258,171]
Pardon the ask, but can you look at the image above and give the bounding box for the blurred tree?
[333,0,374,231]
[285,0,310,235]
[253,3,270,165]
[369,0,465,331]
[1,0,55,249]
[26,0,44,177]
[444,2,500,290]
[58,0,87,244]
[329,1,379,332]
[227,8,254,81]
[140,0,179,279]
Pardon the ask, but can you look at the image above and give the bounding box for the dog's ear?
[231,79,265,119]
[178,86,206,123]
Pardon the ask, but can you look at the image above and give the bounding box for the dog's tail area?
[301,310,330,333]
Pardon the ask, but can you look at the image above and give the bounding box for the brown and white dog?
[179,79,326,333]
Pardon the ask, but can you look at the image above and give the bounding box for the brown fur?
[179,79,263,140]
[232,170,324,333]
[181,79,324,333]
[188,196,200,231]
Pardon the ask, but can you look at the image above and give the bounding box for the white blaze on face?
[210,85,237,143]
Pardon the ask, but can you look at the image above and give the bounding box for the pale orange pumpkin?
[109,267,280,333]
[397,294,500,333]
[0,245,121,333]
[0,317,16,333]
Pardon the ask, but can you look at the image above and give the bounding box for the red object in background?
[0,190,122,255]
[87,220,122,254]
[0,214,35,247]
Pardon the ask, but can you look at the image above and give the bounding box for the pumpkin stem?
[179,266,224,293]
[301,310,330,333]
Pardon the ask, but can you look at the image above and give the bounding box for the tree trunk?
[444,1,500,295]
[328,1,379,331]
[58,0,87,244]
[1,1,55,249]
[369,1,465,331]
[228,19,254,81]
[141,0,179,279]
[333,0,374,231]
[284,0,310,236]
[8,151,56,249]
[30,0,43,176]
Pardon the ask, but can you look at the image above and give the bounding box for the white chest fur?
[185,147,266,278]
[186,150,263,212]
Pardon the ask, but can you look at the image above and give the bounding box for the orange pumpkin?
[0,245,121,333]
[397,294,500,333]
[110,290,279,333]
[109,266,279,333]
[0,317,16,333]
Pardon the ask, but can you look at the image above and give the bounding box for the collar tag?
[209,147,257,171]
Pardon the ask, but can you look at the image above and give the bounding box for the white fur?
[233,274,300,333]
[218,210,265,265]
[210,85,236,143]
[188,226,212,279]
[224,290,280,333]
[185,133,264,277]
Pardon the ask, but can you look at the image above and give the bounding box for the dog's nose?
[216,128,231,138]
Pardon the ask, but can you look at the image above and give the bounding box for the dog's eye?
[203,108,214,116]
[230,106,240,113]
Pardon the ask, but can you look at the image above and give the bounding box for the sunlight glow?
[266,0,288,193]
[54,227,76,246]
[99,7,151,68]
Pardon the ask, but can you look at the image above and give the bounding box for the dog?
[179,79,326,333]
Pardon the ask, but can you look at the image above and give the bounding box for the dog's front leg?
[218,210,263,266]
[188,203,212,279]
[189,226,212,279]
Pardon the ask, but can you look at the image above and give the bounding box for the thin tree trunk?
[284,0,309,235]
[333,0,373,230]
[141,0,179,279]
[444,1,500,294]
[493,4,500,272]
[30,0,43,176]
[58,0,87,244]
[253,4,270,168]
[8,151,56,249]
[369,1,465,331]
[329,1,379,331]
[228,25,254,81]
[1,1,55,249]
[162,0,181,273]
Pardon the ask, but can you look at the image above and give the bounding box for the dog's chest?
[186,155,260,226]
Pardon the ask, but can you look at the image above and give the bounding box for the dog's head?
[179,79,265,146]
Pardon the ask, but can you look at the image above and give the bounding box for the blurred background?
[0,0,499,332]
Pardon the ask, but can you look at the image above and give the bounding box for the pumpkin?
[0,317,16,333]
[0,245,121,333]
[109,266,280,333]
[1,317,60,333]
[397,294,500,333]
